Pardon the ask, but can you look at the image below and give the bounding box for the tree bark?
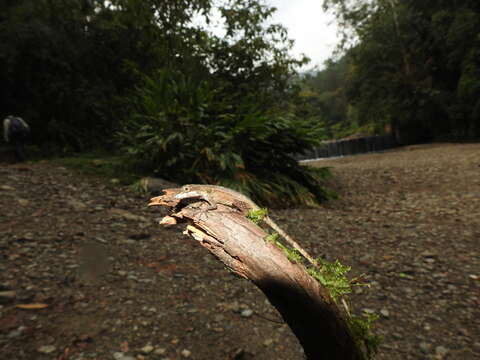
[156,199,362,360]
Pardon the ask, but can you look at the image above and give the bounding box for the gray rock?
[0,290,16,304]
[38,345,57,354]
[110,209,147,222]
[213,314,225,322]
[113,352,135,360]
[140,345,154,354]
[7,326,25,339]
[17,199,29,206]
[121,239,137,246]
[67,200,87,211]
[240,309,253,318]
[153,348,167,356]
[138,177,176,195]
[95,237,108,244]
[181,349,191,358]
[263,339,274,346]
[419,342,431,353]
[380,309,390,317]
[435,346,448,358]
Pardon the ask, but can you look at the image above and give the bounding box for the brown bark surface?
[164,201,361,360]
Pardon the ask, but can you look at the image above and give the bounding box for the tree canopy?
[318,0,480,143]
[1,0,333,206]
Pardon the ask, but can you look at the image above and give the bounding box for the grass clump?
[51,153,139,185]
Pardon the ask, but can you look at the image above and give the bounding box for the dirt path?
[1,143,479,360]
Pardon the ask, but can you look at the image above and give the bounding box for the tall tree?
[322,0,480,142]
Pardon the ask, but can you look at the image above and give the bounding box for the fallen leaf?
[120,341,129,352]
[15,303,49,309]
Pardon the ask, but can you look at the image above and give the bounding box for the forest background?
[1,0,479,204]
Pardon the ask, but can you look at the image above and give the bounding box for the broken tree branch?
[149,189,362,360]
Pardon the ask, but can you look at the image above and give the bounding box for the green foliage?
[0,0,129,150]
[119,65,333,207]
[305,258,380,359]
[246,208,268,224]
[348,312,382,360]
[307,259,352,302]
[264,232,280,243]
[129,179,148,195]
[51,153,138,185]
[265,233,303,264]
[295,55,383,140]
[264,228,381,357]
[321,0,480,142]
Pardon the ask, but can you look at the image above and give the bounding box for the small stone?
[67,200,87,211]
[118,271,127,277]
[21,232,34,240]
[419,342,431,353]
[435,346,448,358]
[17,199,29,206]
[0,291,16,304]
[122,239,137,246]
[359,255,372,263]
[181,349,191,358]
[7,326,25,339]
[380,309,389,317]
[0,185,15,191]
[113,353,136,360]
[240,309,253,318]
[95,237,108,244]
[38,345,57,354]
[111,178,120,184]
[213,314,225,322]
[263,339,274,346]
[140,345,154,354]
[153,348,167,356]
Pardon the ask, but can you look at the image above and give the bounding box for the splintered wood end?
[148,188,182,208]
[159,216,178,226]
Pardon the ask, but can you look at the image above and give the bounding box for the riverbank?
[0,143,479,359]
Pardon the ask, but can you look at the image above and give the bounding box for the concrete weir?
[295,135,398,161]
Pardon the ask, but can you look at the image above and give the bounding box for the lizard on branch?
[150,184,318,267]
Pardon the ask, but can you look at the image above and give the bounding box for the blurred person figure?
[3,115,30,161]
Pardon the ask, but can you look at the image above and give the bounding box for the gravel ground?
[1,143,479,360]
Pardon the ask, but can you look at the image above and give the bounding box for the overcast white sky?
[195,1,339,70]
[266,0,339,69]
